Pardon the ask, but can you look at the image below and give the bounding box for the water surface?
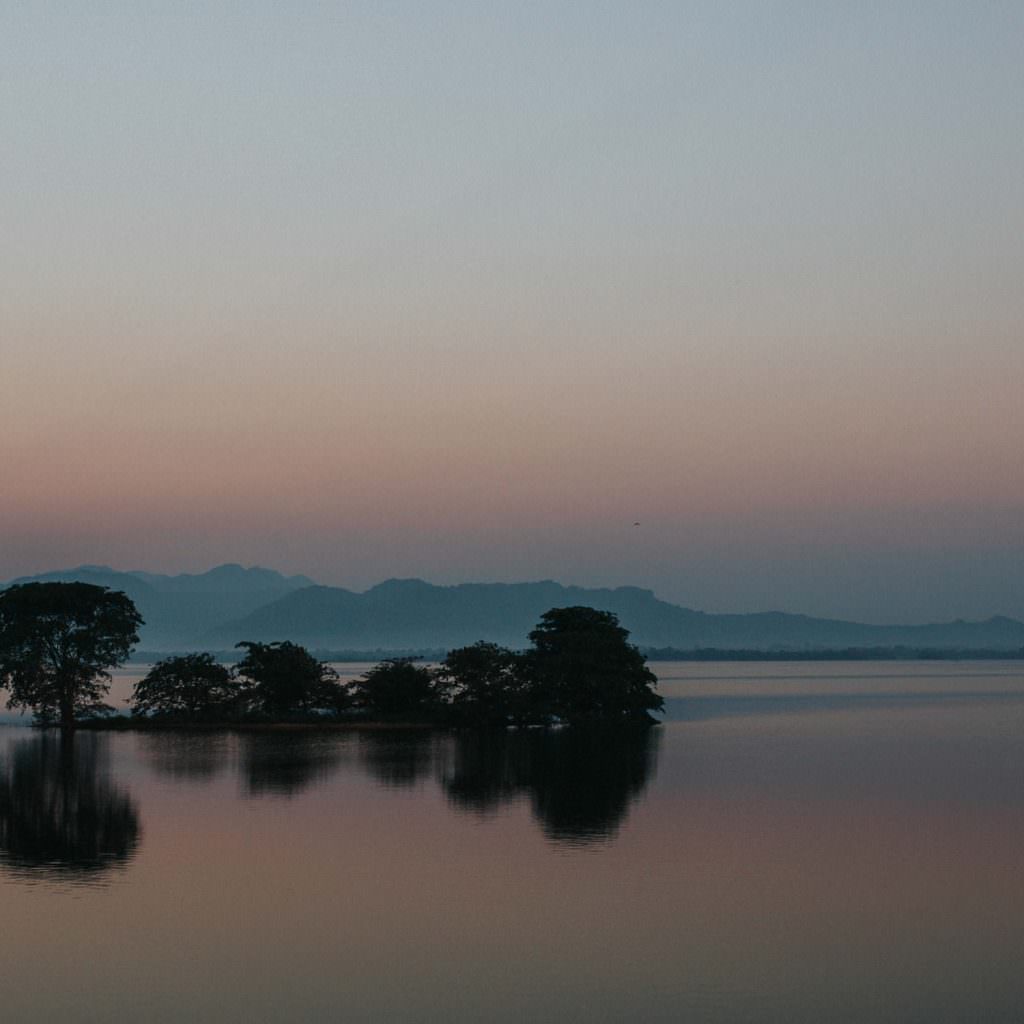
[2,662,1024,1022]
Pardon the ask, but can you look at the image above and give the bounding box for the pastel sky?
[3,2,1023,622]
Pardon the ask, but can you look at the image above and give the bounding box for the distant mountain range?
[4,564,1024,654]
[3,564,314,649]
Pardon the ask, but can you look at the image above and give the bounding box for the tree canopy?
[68,603,665,730]
[524,606,663,724]
[0,583,143,729]
[351,657,438,719]
[131,653,243,720]
[436,641,526,727]
[235,641,346,717]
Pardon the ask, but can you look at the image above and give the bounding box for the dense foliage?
[235,641,348,717]
[132,653,243,720]
[525,607,664,724]
[435,641,528,726]
[350,658,438,719]
[0,583,143,728]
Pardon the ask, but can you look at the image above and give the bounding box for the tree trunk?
[59,686,75,732]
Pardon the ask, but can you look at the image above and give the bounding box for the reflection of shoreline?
[139,726,661,846]
[81,720,437,732]
[239,732,350,796]
[138,732,232,781]
[441,728,661,846]
[0,733,141,883]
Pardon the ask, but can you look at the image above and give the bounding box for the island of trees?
[0,582,664,729]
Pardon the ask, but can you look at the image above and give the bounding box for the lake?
[2,661,1024,1022]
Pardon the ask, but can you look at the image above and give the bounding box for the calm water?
[3,661,1024,1022]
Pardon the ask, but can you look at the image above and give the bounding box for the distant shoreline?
[641,647,1024,662]
[124,647,1024,665]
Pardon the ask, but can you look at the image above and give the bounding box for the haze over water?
[3,662,1024,1022]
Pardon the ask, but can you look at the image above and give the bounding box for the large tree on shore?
[235,641,346,717]
[524,606,663,724]
[0,583,143,730]
[131,653,242,720]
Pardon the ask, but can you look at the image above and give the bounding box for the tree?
[436,641,526,727]
[235,641,346,718]
[131,653,242,720]
[524,606,663,724]
[0,583,143,730]
[351,658,438,720]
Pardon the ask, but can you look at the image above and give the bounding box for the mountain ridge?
[5,567,1024,653]
[3,564,314,648]
[201,576,1024,652]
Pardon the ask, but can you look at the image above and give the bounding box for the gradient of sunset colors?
[3,3,1023,621]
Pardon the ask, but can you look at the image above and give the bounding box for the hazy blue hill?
[201,579,697,650]
[203,578,1024,652]
[6,566,157,603]
[7,567,1024,652]
[2,564,314,649]
[127,563,315,593]
[663,610,1024,650]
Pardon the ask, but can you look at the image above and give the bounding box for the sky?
[2,2,1023,623]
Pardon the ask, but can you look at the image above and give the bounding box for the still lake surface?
[2,661,1024,1022]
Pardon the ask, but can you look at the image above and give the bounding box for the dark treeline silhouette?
[0,582,664,728]
[0,733,140,880]
[125,606,665,728]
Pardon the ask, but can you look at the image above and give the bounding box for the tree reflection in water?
[239,732,347,797]
[139,732,231,781]
[0,732,140,881]
[441,731,523,813]
[4,726,660,856]
[356,731,436,789]
[441,727,661,846]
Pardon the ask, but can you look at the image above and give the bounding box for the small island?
[0,582,663,730]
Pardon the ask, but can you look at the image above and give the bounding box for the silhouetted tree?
[235,641,348,718]
[131,653,243,720]
[0,583,143,730]
[0,733,141,879]
[523,606,663,724]
[351,658,439,719]
[436,641,526,726]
